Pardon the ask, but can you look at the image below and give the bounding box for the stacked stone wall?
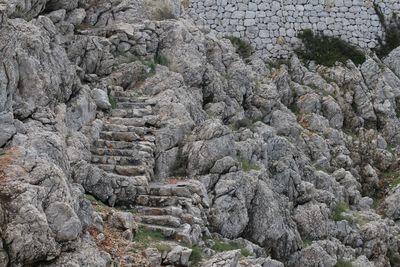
[187,0,400,57]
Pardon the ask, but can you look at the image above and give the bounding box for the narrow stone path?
[90,90,208,245]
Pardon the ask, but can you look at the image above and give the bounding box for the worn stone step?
[137,215,182,228]
[137,223,178,238]
[147,184,192,198]
[93,139,155,153]
[95,164,149,176]
[99,131,142,142]
[104,173,149,187]
[107,116,159,127]
[136,206,184,217]
[135,195,192,207]
[91,155,151,166]
[111,108,153,118]
[90,148,153,159]
[102,124,154,135]
[116,102,155,109]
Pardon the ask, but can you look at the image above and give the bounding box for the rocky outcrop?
[2,0,400,266]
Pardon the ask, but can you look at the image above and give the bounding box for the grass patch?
[239,158,260,172]
[190,245,203,266]
[334,259,353,267]
[211,241,252,257]
[296,29,366,67]
[381,171,400,190]
[303,239,313,247]
[134,227,166,246]
[373,4,400,58]
[0,149,5,156]
[154,243,172,254]
[84,194,110,213]
[225,36,254,59]
[108,95,117,109]
[331,202,350,222]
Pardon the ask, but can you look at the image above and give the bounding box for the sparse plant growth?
[303,239,313,247]
[211,241,252,257]
[0,149,5,156]
[154,243,172,254]
[332,202,350,222]
[189,245,203,266]
[373,3,400,58]
[229,118,253,131]
[109,95,118,109]
[381,170,400,190]
[225,36,254,59]
[145,0,176,21]
[134,227,166,246]
[334,259,353,267]
[76,23,95,31]
[239,158,260,172]
[154,53,170,66]
[84,194,111,213]
[296,29,366,67]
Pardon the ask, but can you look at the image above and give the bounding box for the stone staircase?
[134,182,208,245]
[89,90,209,245]
[90,90,158,186]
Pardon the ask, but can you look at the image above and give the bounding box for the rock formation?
[1,0,400,266]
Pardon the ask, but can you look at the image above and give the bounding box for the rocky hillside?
[1,0,400,266]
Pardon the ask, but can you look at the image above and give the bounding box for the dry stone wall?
[187,0,400,58]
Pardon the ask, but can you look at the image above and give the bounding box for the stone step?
[90,148,153,159]
[99,131,142,142]
[116,102,155,109]
[106,116,159,127]
[113,91,144,98]
[137,223,178,238]
[111,108,153,118]
[104,173,149,187]
[91,155,152,166]
[137,215,182,228]
[136,206,184,217]
[93,139,155,153]
[135,195,192,208]
[147,184,192,198]
[95,164,150,176]
[102,124,154,135]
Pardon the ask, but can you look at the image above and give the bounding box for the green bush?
[374,4,400,58]
[334,259,353,267]
[225,36,254,59]
[154,243,172,254]
[295,29,366,67]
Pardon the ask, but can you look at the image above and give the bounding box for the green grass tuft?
[190,246,203,266]
[0,149,5,156]
[109,95,118,109]
[154,54,170,66]
[334,259,353,267]
[225,36,254,59]
[239,158,260,172]
[332,202,350,222]
[295,29,366,67]
[154,243,172,254]
[212,241,252,257]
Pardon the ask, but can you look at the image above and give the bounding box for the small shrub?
[229,118,253,131]
[296,29,366,67]
[373,4,400,58]
[145,0,176,21]
[225,36,254,59]
[190,246,203,266]
[134,227,166,246]
[334,259,353,267]
[109,95,118,109]
[154,243,172,254]
[303,239,313,247]
[332,202,350,222]
[239,158,260,172]
[154,54,170,66]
